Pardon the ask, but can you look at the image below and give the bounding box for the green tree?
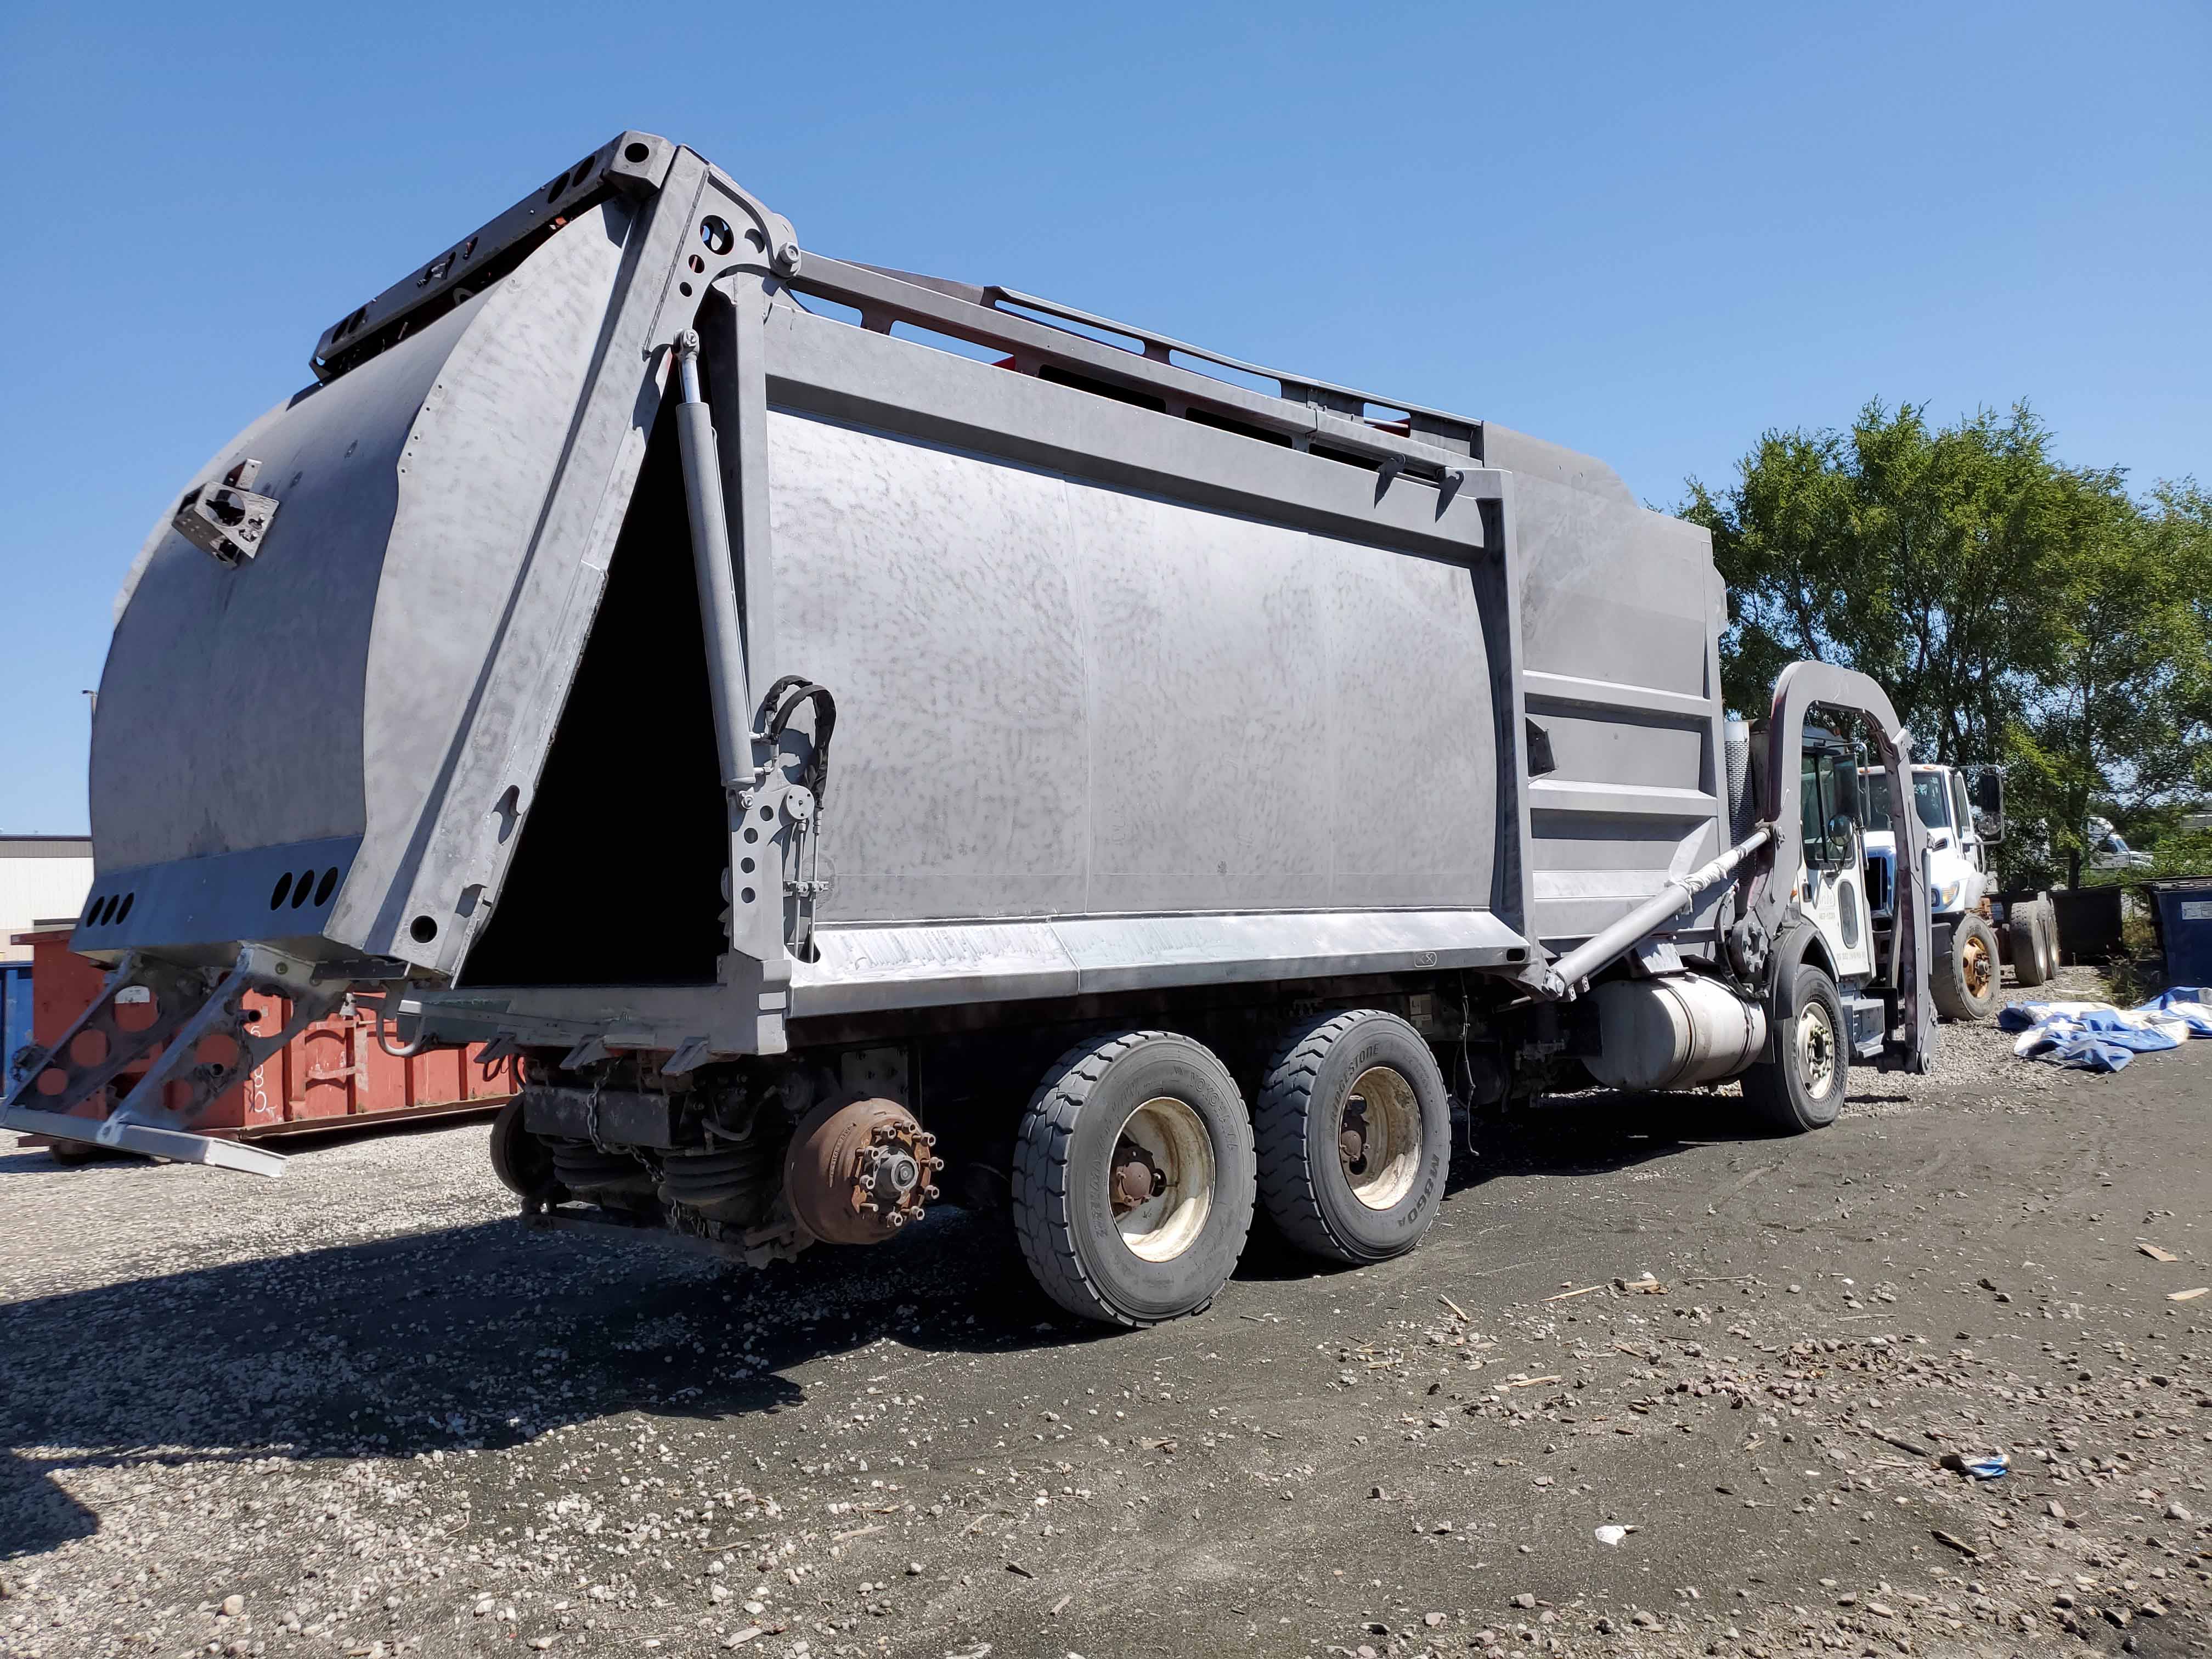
[2010,479,2212,883]
[1681,404,2211,885]
[1680,399,2084,760]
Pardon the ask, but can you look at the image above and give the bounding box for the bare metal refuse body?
[8,133,1932,1321]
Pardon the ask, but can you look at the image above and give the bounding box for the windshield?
[1861,768,1951,833]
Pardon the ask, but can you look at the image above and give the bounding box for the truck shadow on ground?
[0,1086,1825,1561]
[1459,1086,1788,1178]
[0,1194,1104,1560]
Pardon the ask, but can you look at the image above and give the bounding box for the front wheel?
[1012,1031,1256,1328]
[1932,913,2001,1020]
[1741,964,1849,1133]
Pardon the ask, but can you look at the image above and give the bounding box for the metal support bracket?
[559,1034,613,1071]
[1747,664,1934,1075]
[173,459,281,566]
[662,1036,719,1076]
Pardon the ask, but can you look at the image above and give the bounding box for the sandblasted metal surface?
[81,132,1756,1048]
[765,412,1498,927]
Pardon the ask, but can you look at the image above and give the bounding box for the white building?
[1,836,93,961]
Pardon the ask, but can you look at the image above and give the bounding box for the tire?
[1932,912,2001,1021]
[1012,1030,1256,1328]
[1741,963,1849,1133]
[2029,898,2057,983]
[1255,1010,1451,1265]
[2009,899,2052,989]
[488,1096,566,1204]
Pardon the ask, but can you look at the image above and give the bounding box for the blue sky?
[2,2,2206,833]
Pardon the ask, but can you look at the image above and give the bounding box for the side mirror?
[1827,811,1855,843]
[1832,763,1860,822]
[1971,766,2004,844]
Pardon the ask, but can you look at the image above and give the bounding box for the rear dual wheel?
[1255,1011,1451,1265]
[2010,897,2057,989]
[488,1096,567,1206]
[1012,1031,1256,1328]
[1010,1012,1452,1327]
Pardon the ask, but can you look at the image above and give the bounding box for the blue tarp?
[1996,987,2212,1073]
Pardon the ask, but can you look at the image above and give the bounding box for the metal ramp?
[1,944,345,1176]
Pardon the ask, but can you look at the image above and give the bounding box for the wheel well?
[1756,922,1838,1069]
[1779,922,1839,989]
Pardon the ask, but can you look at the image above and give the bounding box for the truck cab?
[1861,762,2006,1021]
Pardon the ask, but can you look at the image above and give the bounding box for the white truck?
[2085,816,2154,872]
[1861,762,2056,1017]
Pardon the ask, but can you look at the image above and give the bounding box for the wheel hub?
[1109,1138,1165,1215]
[1796,1003,1837,1100]
[1109,1097,1216,1262]
[785,1096,943,1244]
[1962,932,1992,996]
[1338,1096,1370,1177]
[1340,1067,1421,1212]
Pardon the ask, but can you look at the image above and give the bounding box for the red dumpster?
[11,928,514,1149]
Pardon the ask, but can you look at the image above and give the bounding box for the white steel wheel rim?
[1796,1001,1838,1102]
[1341,1065,1421,1212]
[1111,1097,1215,1262]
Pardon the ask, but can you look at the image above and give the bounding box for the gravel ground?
[4,965,2209,1659]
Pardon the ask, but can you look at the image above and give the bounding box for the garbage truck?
[3,131,1933,1328]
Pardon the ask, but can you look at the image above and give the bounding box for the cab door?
[1800,749,1875,981]
[1948,770,1984,875]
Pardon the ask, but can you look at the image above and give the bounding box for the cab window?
[1863,769,1892,831]
[1911,769,1951,831]
[1801,752,1857,866]
[1949,771,1975,839]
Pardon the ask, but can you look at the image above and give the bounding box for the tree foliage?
[1681,403,2211,883]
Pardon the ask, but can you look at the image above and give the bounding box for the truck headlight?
[1932,878,1961,911]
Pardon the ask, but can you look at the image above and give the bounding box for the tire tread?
[1254,1011,1369,1263]
[1012,1030,1170,1328]
[1254,1010,1447,1266]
